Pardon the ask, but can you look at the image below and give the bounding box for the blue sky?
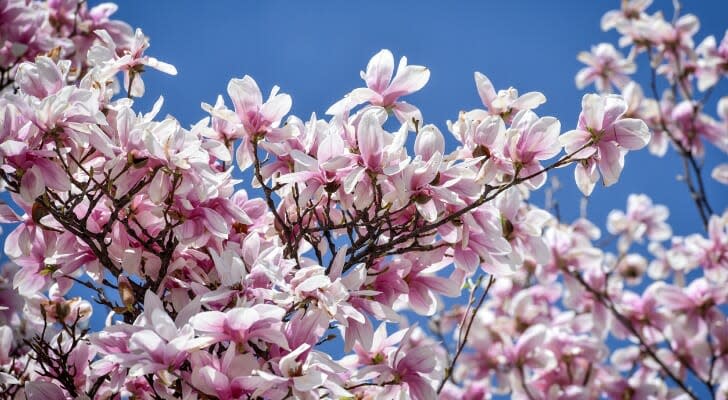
[113,0,727,235]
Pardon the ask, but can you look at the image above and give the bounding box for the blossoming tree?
[0,0,726,399]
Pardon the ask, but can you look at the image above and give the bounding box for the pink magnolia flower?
[382,125,478,225]
[576,43,636,93]
[656,13,700,55]
[613,287,666,343]
[562,264,615,337]
[255,343,351,400]
[449,114,513,185]
[654,278,727,335]
[91,28,177,97]
[540,222,603,284]
[189,303,288,349]
[276,128,353,206]
[696,30,728,91]
[451,204,512,275]
[327,49,430,127]
[388,346,439,400]
[621,81,646,120]
[8,57,105,131]
[364,328,441,400]
[656,320,712,381]
[507,284,561,329]
[122,291,213,377]
[560,93,650,195]
[256,112,334,182]
[669,100,727,157]
[14,56,68,98]
[600,0,653,32]
[635,89,673,157]
[473,72,546,123]
[8,227,83,297]
[602,371,664,400]
[0,325,13,366]
[364,258,411,310]
[0,141,70,203]
[213,75,293,171]
[647,238,697,280]
[384,150,450,222]
[60,1,134,69]
[529,328,605,397]
[346,323,407,370]
[0,2,62,86]
[26,292,93,326]
[686,212,728,283]
[343,108,408,207]
[288,264,367,329]
[491,188,552,272]
[188,347,260,400]
[504,324,558,397]
[398,252,461,316]
[607,193,672,253]
[171,197,241,247]
[226,76,292,139]
[504,110,562,189]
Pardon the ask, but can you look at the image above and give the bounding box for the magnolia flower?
[0,141,70,203]
[327,49,430,128]
[654,278,727,335]
[122,291,213,377]
[560,93,650,195]
[576,43,636,93]
[189,303,288,349]
[696,31,728,91]
[389,344,439,400]
[669,100,726,157]
[255,344,351,399]
[206,75,292,171]
[14,56,69,98]
[687,212,728,283]
[614,287,665,342]
[276,128,354,206]
[491,188,552,271]
[600,0,653,32]
[91,28,177,97]
[473,72,546,122]
[189,347,260,400]
[348,323,407,369]
[399,252,461,316]
[607,193,672,253]
[505,324,557,376]
[503,110,562,189]
[226,76,292,139]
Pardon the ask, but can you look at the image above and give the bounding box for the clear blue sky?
[112,0,727,235]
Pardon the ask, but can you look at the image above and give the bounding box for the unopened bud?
[118,276,135,311]
[31,201,48,224]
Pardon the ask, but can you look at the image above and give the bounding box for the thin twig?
[437,275,496,393]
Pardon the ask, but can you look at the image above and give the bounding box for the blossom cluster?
[0,1,726,399]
